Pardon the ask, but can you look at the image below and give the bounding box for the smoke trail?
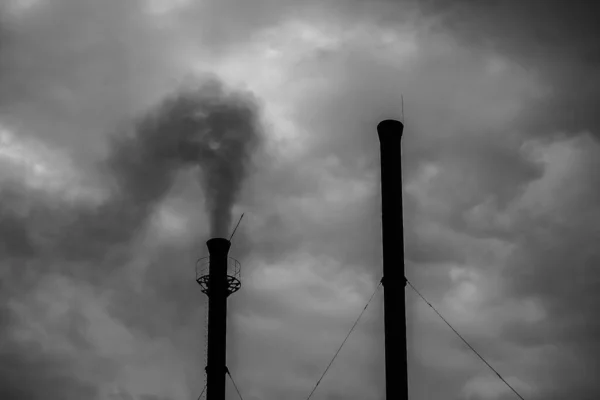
[106,76,262,238]
[0,75,262,274]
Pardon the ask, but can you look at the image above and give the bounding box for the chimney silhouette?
[197,238,241,400]
[377,119,408,400]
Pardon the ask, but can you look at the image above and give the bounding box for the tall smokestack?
[197,237,241,400]
[376,119,408,400]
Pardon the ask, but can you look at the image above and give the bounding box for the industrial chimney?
[196,238,242,400]
[377,119,408,400]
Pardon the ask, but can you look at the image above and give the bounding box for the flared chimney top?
[377,119,404,143]
[206,238,231,256]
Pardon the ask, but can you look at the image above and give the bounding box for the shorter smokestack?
[205,237,231,400]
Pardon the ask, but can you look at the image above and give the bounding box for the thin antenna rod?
[228,213,244,242]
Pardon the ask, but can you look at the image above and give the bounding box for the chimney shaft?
[205,238,231,400]
[377,119,408,400]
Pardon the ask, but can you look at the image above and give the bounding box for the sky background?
[1,1,599,399]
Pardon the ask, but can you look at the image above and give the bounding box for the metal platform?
[195,256,241,296]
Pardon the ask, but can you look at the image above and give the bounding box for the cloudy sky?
[1,0,599,399]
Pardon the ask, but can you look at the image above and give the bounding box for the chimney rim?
[377,119,404,141]
[206,237,232,255]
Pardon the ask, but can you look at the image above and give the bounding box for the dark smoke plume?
[0,75,262,278]
[106,76,262,238]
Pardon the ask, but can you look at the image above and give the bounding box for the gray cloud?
[0,297,117,400]
[0,347,98,400]
[415,0,600,138]
[0,0,599,399]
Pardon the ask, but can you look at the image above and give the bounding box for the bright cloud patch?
[0,124,105,204]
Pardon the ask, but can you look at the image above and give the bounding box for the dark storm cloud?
[415,1,600,389]
[415,0,600,137]
[416,0,600,60]
[0,346,98,400]
[1,0,599,399]
[491,136,600,398]
[0,299,116,400]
